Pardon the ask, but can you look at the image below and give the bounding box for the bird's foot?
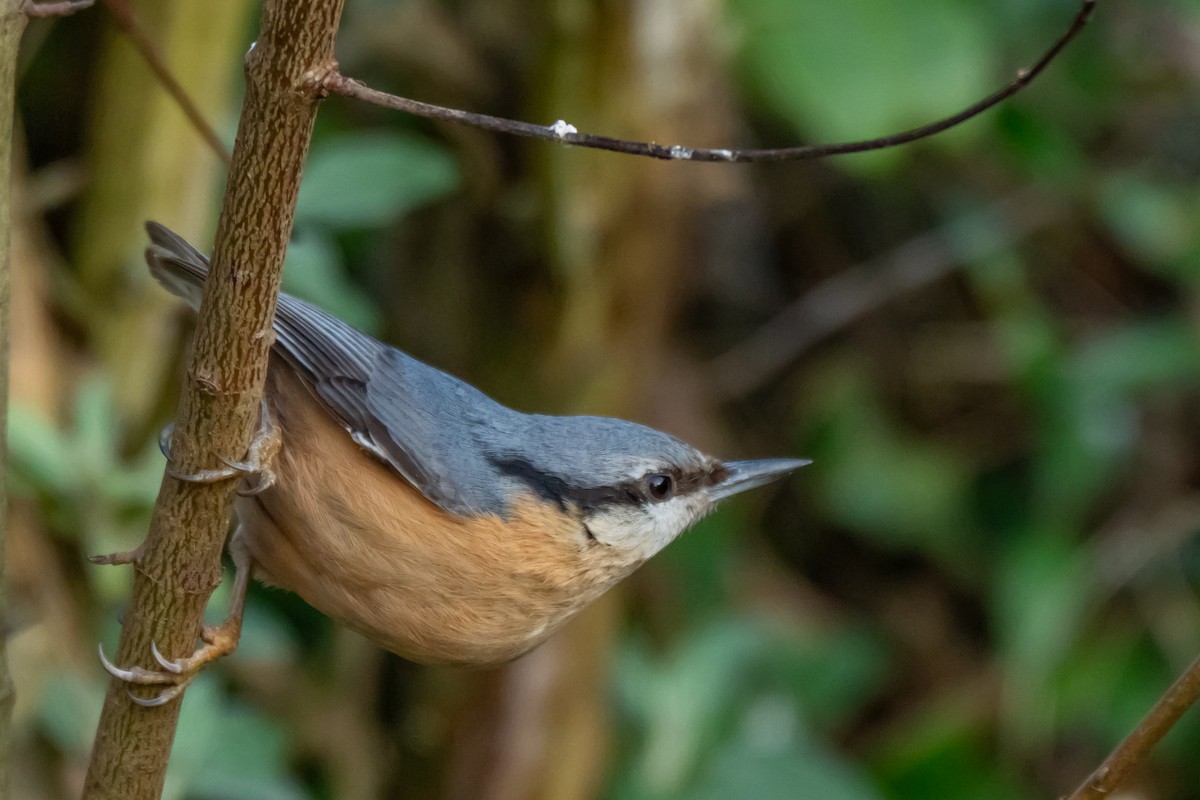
[98,617,244,707]
[163,399,281,495]
[96,538,253,707]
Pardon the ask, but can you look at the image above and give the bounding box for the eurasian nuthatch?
[100,223,807,704]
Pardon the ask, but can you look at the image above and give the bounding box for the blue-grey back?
[145,222,704,518]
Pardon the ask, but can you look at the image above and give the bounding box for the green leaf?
[72,376,120,478]
[656,510,740,616]
[38,672,105,754]
[1071,318,1200,395]
[1028,319,1200,522]
[616,621,774,793]
[772,627,889,730]
[803,365,972,561]
[871,698,1033,800]
[7,404,78,495]
[993,529,1091,744]
[166,680,310,800]
[1095,172,1200,280]
[1056,629,1176,748]
[285,227,383,334]
[296,131,459,228]
[613,618,887,799]
[688,733,884,800]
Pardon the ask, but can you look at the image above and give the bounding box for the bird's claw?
[158,422,175,459]
[217,454,278,496]
[97,620,243,707]
[150,640,185,674]
[97,642,195,707]
[96,520,254,708]
[166,462,245,483]
[163,400,280,493]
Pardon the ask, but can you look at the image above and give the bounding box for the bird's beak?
[707,458,811,502]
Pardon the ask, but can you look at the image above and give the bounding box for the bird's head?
[492,415,809,564]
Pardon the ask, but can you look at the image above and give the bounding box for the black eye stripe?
[627,465,727,504]
[490,457,730,511]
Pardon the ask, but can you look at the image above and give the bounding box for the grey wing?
[274,293,514,517]
[358,348,515,516]
[271,293,380,433]
[145,221,508,517]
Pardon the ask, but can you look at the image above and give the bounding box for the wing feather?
[144,221,506,515]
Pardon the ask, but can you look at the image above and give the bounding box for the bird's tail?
[144,221,209,310]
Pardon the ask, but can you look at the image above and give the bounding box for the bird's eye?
[646,473,673,500]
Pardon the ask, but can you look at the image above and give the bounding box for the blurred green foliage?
[730,0,993,169]
[12,0,1200,798]
[295,130,460,228]
[9,378,161,563]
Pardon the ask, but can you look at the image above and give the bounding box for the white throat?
[584,494,709,563]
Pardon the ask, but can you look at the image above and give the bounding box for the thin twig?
[98,0,231,166]
[1063,651,1200,800]
[319,0,1093,163]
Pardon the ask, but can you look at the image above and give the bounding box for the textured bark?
[0,3,26,793]
[81,0,346,797]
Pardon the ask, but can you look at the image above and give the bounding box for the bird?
[99,222,808,705]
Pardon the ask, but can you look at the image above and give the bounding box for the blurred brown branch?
[0,0,91,788]
[98,0,231,165]
[708,188,1065,397]
[0,2,25,792]
[319,0,1093,163]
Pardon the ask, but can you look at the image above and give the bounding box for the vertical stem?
[81,0,345,797]
[0,3,25,794]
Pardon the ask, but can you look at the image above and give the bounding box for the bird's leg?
[164,399,281,495]
[98,534,254,707]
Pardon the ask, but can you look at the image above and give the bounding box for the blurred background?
[10,0,1200,797]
